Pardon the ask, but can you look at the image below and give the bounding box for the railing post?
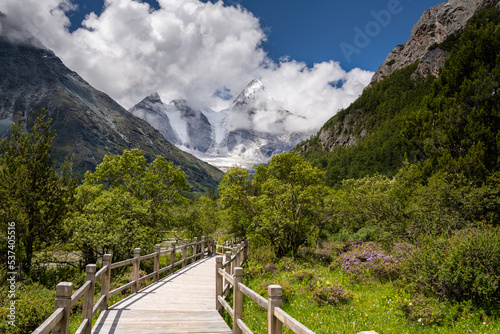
[268,285,283,334]
[83,264,96,334]
[101,254,112,311]
[182,239,188,267]
[170,241,176,274]
[246,238,250,261]
[53,282,72,334]
[202,236,206,258]
[233,267,243,334]
[215,256,223,315]
[233,247,239,272]
[208,236,212,256]
[224,251,231,294]
[240,241,245,265]
[132,248,141,293]
[154,244,161,282]
[193,237,198,262]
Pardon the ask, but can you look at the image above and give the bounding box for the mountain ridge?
[0,35,223,192]
[130,79,311,170]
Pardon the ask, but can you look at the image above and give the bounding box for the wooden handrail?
[32,308,64,334]
[70,281,91,307]
[32,235,222,334]
[215,239,315,334]
[274,308,315,334]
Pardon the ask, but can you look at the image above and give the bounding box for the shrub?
[297,246,334,264]
[258,280,294,303]
[398,294,448,325]
[339,242,410,281]
[312,284,352,306]
[277,257,298,272]
[0,283,55,334]
[402,226,500,309]
[293,270,316,284]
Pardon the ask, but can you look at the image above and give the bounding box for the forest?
[1,7,500,334]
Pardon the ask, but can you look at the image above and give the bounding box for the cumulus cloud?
[0,0,373,133]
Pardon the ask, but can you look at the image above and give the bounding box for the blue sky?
[66,0,444,72]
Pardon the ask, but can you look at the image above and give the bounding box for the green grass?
[236,260,500,334]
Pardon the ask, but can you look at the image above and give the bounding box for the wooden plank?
[140,252,156,261]
[237,319,254,334]
[32,308,64,334]
[110,258,134,269]
[109,281,135,297]
[95,265,108,281]
[93,257,232,334]
[239,283,268,310]
[74,319,89,334]
[70,281,90,307]
[93,295,106,317]
[218,268,234,285]
[274,307,315,334]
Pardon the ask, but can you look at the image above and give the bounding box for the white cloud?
[0,0,373,133]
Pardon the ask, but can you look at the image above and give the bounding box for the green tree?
[69,149,189,263]
[219,153,332,257]
[171,196,221,240]
[0,109,75,276]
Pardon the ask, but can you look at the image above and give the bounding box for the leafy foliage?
[219,153,332,257]
[68,149,189,263]
[0,109,75,276]
[402,226,500,309]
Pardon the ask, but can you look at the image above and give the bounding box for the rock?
[357,331,379,334]
[369,0,496,86]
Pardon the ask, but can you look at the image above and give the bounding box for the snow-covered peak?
[146,92,163,104]
[134,92,163,108]
[232,78,267,107]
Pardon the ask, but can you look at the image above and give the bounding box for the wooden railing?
[215,240,315,334]
[32,236,219,334]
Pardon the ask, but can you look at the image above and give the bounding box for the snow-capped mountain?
[129,79,311,170]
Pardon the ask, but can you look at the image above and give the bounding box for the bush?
[312,284,352,306]
[339,242,410,281]
[292,270,316,284]
[277,257,298,272]
[297,246,334,264]
[258,280,294,303]
[402,226,500,309]
[0,283,55,334]
[398,294,448,325]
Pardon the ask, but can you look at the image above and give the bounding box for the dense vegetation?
[298,8,500,187]
[1,6,500,334]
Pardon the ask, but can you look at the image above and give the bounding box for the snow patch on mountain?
[129,79,313,170]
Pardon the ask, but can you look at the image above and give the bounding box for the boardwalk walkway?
[92,256,231,334]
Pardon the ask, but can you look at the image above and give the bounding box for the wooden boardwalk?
[92,256,232,334]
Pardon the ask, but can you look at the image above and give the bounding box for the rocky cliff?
[370,0,499,85]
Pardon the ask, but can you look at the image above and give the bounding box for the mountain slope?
[0,36,223,192]
[297,4,500,185]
